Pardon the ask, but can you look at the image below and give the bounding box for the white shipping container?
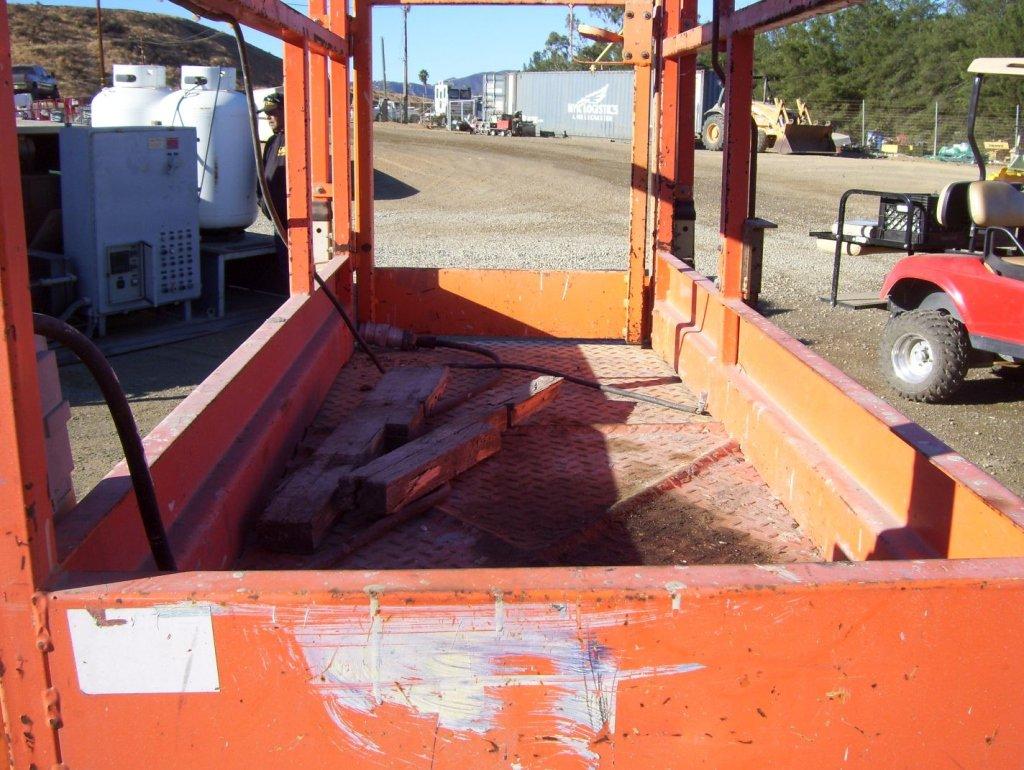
[500,68,722,141]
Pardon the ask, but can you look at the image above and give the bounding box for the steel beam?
[309,0,331,192]
[624,0,656,343]
[662,0,859,59]
[284,41,315,294]
[329,0,353,260]
[373,0,622,4]
[654,0,697,261]
[173,0,347,59]
[0,3,63,764]
[717,29,754,365]
[352,0,376,320]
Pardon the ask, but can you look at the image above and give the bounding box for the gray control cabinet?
[60,126,200,334]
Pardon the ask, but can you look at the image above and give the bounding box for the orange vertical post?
[655,0,698,265]
[351,0,375,320]
[309,0,330,193]
[655,0,679,251]
[624,0,655,344]
[717,23,753,365]
[284,40,314,294]
[329,0,353,261]
[0,4,62,764]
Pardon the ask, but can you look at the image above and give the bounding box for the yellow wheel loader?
[701,76,836,154]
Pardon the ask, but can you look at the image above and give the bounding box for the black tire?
[29,84,39,100]
[880,310,969,403]
[755,129,770,153]
[50,88,60,100]
[702,113,725,151]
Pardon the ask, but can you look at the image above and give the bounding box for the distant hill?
[376,80,433,99]
[374,71,514,103]
[444,71,513,95]
[8,4,282,100]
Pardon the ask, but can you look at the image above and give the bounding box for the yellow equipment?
[701,76,836,155]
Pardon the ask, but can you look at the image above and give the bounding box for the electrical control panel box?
[59,126,200,333]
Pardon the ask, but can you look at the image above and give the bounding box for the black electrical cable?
[32,314,176,571]
[223,14,385,374]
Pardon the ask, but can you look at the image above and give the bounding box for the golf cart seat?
[968,181,1024,277]
[968,181,1024,228]
[936,181,973,229]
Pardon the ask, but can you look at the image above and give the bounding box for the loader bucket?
[774,123,836,154]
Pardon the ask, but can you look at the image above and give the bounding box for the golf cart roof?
[968,58,1024,76]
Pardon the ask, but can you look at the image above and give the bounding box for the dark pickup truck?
[12,65,59,99]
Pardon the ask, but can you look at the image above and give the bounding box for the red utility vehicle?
[880,58,1024,401]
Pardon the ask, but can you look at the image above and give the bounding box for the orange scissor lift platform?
[3,0,1024,768]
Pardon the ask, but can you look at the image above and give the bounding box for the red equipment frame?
[6,0,1024,765]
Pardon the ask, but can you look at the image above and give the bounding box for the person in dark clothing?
[258,92,289,293]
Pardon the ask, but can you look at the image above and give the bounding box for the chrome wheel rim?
[892,332,934,384]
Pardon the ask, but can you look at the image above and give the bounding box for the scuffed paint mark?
[755,564,801,583]
[492,590,505,636]
[279,602,702,762]
[665,581,685,612]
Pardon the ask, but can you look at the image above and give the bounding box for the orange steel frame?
[3,0,1024,766]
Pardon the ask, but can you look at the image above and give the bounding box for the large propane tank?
[157,65,257,231]
[90,65,171,127]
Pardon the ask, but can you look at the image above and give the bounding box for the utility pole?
[567,5,575,59]
[860,99,865,148]
[380,37,388,122]
[402,7,410,124]
[95,0,106,89]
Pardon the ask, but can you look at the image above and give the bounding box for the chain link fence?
[814,99,1021,158]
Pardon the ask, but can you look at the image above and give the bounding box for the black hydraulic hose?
[420,336,502,364]
[226,17,385,374]
[32,314,176,571]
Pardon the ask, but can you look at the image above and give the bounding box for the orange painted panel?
[375,268,629,339]
[57,263,355,573]
[47,561,1024,768]
[651,251,1024,560]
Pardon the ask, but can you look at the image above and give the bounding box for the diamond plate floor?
[237,340,822,570]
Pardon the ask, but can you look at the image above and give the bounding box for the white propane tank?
[90,65,171,127]
[157,65,257,231]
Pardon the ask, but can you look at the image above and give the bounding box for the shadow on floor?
[374,169,419,201]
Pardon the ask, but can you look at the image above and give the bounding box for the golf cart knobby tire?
[881,310,969,403]
[756,130,770,153]
[702,113,725,151]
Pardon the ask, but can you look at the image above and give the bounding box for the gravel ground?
[62,122,1023,500]
[375,123,1024,495]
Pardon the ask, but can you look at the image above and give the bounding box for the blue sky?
[11,0,637,83]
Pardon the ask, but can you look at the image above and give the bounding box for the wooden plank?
[351,376,564,516]
[361,366,451,447]
[443,376,564,429]
[256,366,449,552]
[354,420,502,515]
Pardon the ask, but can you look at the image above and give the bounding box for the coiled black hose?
[33,313,176,571]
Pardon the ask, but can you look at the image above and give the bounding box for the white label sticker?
[67,606,220,694]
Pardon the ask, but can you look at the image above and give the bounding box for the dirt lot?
[64,122,1022,500]
[373,123,1023,495]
